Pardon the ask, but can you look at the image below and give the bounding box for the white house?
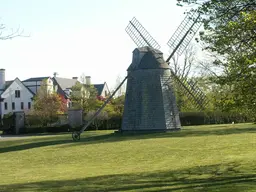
[93,82,111,98]
[0,69,34,117]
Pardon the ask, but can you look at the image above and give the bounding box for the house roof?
[128,46,169,71]
[5,80,14,89]
[0,80,14,92]
[53,77,78,91]
[0,78,35,96]
[93,84,104,95]
[23,77,50,82]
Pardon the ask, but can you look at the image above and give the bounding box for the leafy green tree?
[177,0,255,71]
[84,111,109,130]
[177,0,256,119]
[70,82,99,113]
[110,95,125,116]
[29,79,65,126]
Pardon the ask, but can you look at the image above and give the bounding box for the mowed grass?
[0,123,256,192]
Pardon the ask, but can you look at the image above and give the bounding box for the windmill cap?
[128,46,170,71]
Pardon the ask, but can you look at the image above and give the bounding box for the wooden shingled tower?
[121,47,181,132]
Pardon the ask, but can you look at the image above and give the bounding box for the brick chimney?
[85,76,91,85]
[0,69,6,90]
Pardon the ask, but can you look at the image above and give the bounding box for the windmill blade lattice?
[165,12,208,110]
[172,74,209,110]
[167,12,201,57]
[125,15,208,111]
[170,70,209,110]
[125,17,161,49]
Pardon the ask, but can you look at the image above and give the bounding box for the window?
[4,102,7,110]
[15,90,21,98]
[21,102,24,110]
[12,102,15,110]
[28,102,31,109]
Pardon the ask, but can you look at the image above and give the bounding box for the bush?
[88,112,252,129]
[23,124,71,134]
[19,112,253,134]
[180,112,252,126]
[23,127,47,134]
[84,111,109,130]
[0,113,15,134]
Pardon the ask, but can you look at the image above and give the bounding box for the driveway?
[0,135,30,140]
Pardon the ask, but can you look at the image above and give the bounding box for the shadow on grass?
[1,125,256,154]
[0,139,73,154]
[0,162,255,192]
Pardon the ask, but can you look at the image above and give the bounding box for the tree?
[111,95,125,116]
[177,0,256,118]
[70,81,98,113]
[84,110,109,130]
[177,0,255,72]
[178,0,255,71]
[79,73,87,84]
[29,79,66,126]
[169,44,201,111]
[170,44,197,78]
[113,74,126,98]
[0,22,27,40]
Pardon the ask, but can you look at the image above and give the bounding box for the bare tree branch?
[169,44,197,79]
[114,74,126,97]
[0,22,29,40]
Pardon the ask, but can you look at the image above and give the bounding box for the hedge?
[17,111,253,134]
[179,112,251,126]
[20,124,71,134]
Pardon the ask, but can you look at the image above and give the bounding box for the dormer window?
[15,90,20,98]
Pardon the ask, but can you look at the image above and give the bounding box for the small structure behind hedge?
[0,112,25,135]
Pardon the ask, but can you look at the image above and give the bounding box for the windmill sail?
[126,17,161,49]
[125,15,208,110]
[171,73,209,110]
[166,12,208,110]
[167,12,202,59]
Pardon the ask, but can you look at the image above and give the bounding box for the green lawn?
[0,123,256,192]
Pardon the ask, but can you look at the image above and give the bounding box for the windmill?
[125,13,208,111]
[72,12,208,141]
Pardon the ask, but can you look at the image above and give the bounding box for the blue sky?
[0,0,189,89]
